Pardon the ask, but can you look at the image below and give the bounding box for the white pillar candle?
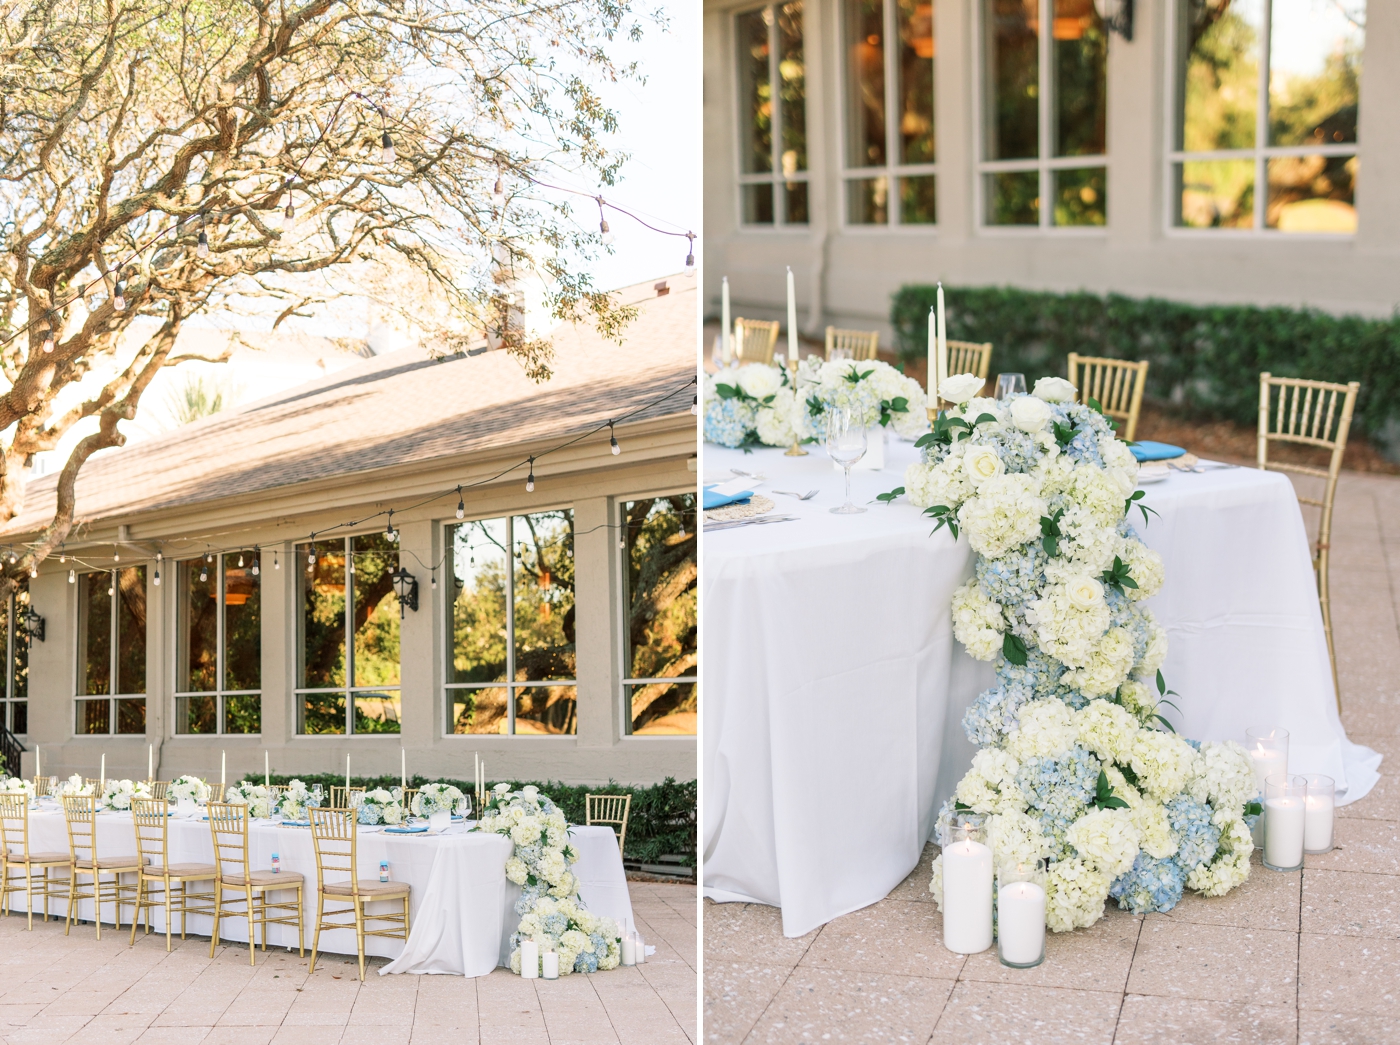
[1305,792,1334,852]
[541,951,559,979]
[721,277,732,364]
[1264,796,1306,869]
[785,266,798,364]
[1249,747,1285,797]
[520,940,539,978]
[941,838,994,954]
[634,930,647,964]
[620,933,636,966]
[997,880,1047,965]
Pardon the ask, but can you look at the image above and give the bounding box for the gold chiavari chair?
[0,793,70,929]
[948,340,994,382]
[84,778,103,789]
[62,795,139,939]
[400,788,419,814]
[733,318,780,365]
[586,794,632,856]
[308,807,410,980]
[32,777,55,797]
[145,781,170,800]
[208,801,305,966]
[329,786,366,809]
[1066,354,1150,442]
[129,798,217,951]
[1258,373,1361,711]
[206,783,226,803]
[824,326,880,361]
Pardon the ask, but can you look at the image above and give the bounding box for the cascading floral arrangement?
[479,783,622,976]
[410,782,468,817]
[909,374,1258,929]
[224,782,276,818]
[167,775,211,804]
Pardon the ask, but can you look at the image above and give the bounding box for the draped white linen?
[702,439,1379,938]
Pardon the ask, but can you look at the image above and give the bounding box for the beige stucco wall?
[703,0,1400,345]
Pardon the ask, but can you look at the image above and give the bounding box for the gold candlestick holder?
[786,356,808,456]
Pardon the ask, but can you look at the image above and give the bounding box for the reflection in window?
[175,552,261,735]
[736,3,809,226]
[74,568,146,735]
[295,534,401,735]
[0,584,29,735]
[1172,0,1362,232]
[447,511,577,735]
[622,495,697,735]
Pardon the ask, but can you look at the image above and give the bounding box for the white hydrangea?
[1044,857,1112,932]
[1100,435,1139,478]
[1118,678,1157,724]
[951,579,1006,661]
[1054,504,1126,575]
[1135,615,1168,678]
[505,857,529,885]
[1067,808,1142,878]
[868,365,930,440]
[1064,462,1128,528]
[958,472,1046,559]
[988,809,1054,874]
[929,853,944,909]
[1005,699,1079,761]
[1028,581,1112,669]
[1061,626,1137,697]
[1074,699,1140,764]
[1186,820,1252,897]
[1193,740,1259,810]
[904,451,973,511]
[755,386,808,447]
[1130,797,1179,859]
[955,748,1023,814]
[1129,730,1197,801]
[1121,541,1165,601]
[735,362,783,401]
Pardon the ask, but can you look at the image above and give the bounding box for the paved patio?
[704,468,1400,1044]
[0,881,695,1045]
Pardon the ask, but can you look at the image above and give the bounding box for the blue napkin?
[703,486,753,511]
[1131,441,1186,462]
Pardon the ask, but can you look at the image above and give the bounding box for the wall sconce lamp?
[1094,0,1133,40]
[390,566,419,617]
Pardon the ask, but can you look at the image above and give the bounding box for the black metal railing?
[0,722,23,779]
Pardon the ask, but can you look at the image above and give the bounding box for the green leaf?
[1115,762,1141,789]
[954,800,972,811]
[973,412,1000,426]
[1156,669,1166,696]
[924,504,960,541]
[1245,801,1263,817]
[715,384,739,399]
[1092,769,1131,810]
[888,396,909,413]
[1099,796,1131,810]
[1002,632,1028,666]
[874,486,906,505]
[1152,713,1177,733]
[914,433,938,449]
[1052,421,1078,447]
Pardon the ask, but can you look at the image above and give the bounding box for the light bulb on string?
[154,551,162,587]
[609,422,620,455]
[114,550,120,562]
[68,569,76,584]
[282,200,295,230]
[492,173,506,210]
[8,551,16,564]
[456,486,465,520]
[199,565,208,582]
[28,565,36,578]
[197,228,210,258]
[691,393,699,415]
[386,510,398,542]
[113,279,127,311]
[274,550,280,570]
[238,553,244,567]
[597,198,614,245]
[252,548,260,576]
[684,233,697,277]
[381,130,396,163]
[430,571,437,590]
[526,458,536,493]
[40,321,54,354]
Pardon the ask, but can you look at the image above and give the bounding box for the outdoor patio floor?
[703,468,1400,1045]
[0,881,695,1045]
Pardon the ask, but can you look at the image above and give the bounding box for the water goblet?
[829,346,853,361]
[826,407,867,514]
[995,373,1027,400]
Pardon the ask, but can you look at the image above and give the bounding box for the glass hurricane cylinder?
[1304,774,1335,854]
[1263,774,1307,872]
[940,814,993,954]
[996,862,1046,969]
[1245,727,1289,798]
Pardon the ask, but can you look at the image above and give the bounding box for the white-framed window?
[620,494,697,736]
[735,1,810,226]
[1168,0,1362,233]
[976,0,1108,228]
[841,0,937,226]
[0,583,30,736]
[75,567,147,735]
[174,551,261,735]
[445,510,577,736]
[295,534,402,735]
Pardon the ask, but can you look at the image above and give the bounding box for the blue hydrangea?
[543,912,569,936]
[1110,852,1186,914]
[1166,795,1221,871]
[977,545,1048,608]
[968,422,1044,474]
[963,682,1035,746]
[515,883,549,915]
[996,648,1085,709]
[703,397,756,448]
[589,932,609,956]
[1016,745,1101,858]
[574,948,600,973]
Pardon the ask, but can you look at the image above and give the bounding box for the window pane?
[1177,0,1263,151]
[742,183,775,224]
[177,695,217,735]
[76,699,109,734]
[779,1,808,174]
[351,533,400,689]
[985,0,1039,160]
[299,690,345,735]
[224,693,261,734]
[354,691,402,734]
[986,169,1040,224]
[900,175,938,223]
[450,687,509,734]
[79,572,111,696]
[116,697,145,735]
[514,685,577,735]
[1053,166,1106,225]
[116,566,146,695]
[11,586,26,701]
[630,681,698,735]
[1266,154,1356,232]
[899,0,935,163]
[848,176,890,223]
[1268,0,1362,147]
[1053,0,1106,156]
[623,496,698,684]
[785,181,810,224]
[181,560,217,692]
[224,552,260,692]
[449,519,510,685]
[737,7,774,174]
[513,510,575,681]
[298,540,346,689]
[10,701,24,735]
[845,0,886,168]
[1177,159,1256,227]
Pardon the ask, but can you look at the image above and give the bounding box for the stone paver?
[0,881,695,1045]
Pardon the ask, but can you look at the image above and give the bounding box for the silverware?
[1191,462,1240,472]
[730,468,767,481]
[704,514,798,531]
[773,489,819,500]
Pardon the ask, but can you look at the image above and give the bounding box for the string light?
[386,509,398,542]
[154,551,162,587]
[597,198,614,246]
[113,278,127,311]
[252,548,260,576]
[68,569,76,584]
[456,486,465,520]
[197,227,210,258]
[238,552,244,567]
[113,549,120,561]
[691,393,699,415]
[381,130,396,163]
[282,199,295,230]
[430,570,437,590]
[526,458,536,493]
[492,173,506,210]
[274,550,280,570]
[28,564,36,578]
[609,421,620,455]
[199,563,208,582]
[40,321,54,354]
[684,232,696,277]
[8,551,15,564]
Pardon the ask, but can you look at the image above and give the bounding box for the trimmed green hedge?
[252,774,696,867]
[890,285,1400,452]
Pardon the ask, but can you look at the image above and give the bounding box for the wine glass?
[995,373,1027,400]
[826,407,868,514]
[829,346,853,362]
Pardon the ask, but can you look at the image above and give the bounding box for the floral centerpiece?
[276,779,322,821]
[0,776,35,799]
[225,782,275,818]
[798,357,928,442]
[99,778,151,811]
[357,788,406,826]
[167,775,211,805]
[53,774,92,798]
[911,374,1257,929]
[410,783,468,817]
[702,364,809,449]
[479,783,622,975]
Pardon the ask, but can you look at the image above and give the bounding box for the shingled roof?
[1,274,697,538]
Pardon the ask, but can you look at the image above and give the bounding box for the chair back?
[145,781,170,800]
[0,793,30,859]
[84,778,102,789]
[1066,354,1150,442]
[207,802,252,883]
[824,327,879,361]
[131,798,170,870]
[33,776,54,797]
[733,318,780,365]
[309,807,360,898]
[585,793,632,855]
[206,782,225,803]
[948,340,993,381]
[62,795,98,866]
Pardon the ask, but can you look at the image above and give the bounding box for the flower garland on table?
[798,357,928,441]
[99,779,151,811]
[53,774,92,799]
[410,783,468,816]
[276,779,323,820]
[479,783,622,976]
[912,374,1258,929]
[224,782,276,818]
[702,363,808,449]
[167,775,211,804]
[357,788,407,825]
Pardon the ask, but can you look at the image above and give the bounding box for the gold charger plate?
[705,494,775,522]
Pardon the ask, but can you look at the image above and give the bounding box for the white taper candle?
[786,266,798,364]
[721,277,732,364]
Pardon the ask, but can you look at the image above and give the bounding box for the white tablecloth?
[6,807,632,977]
[702,440,1380,937]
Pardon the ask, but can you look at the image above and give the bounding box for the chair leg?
[26,869,34,932]
[129,879,142,947]
[210,886,223,959]
[355,899,366,981]
[297,885,305,957]
[166,879,175,952]
[309,893,325,974]
[247,885,256,967]
[94,874,103,941]
[64,873,76,937]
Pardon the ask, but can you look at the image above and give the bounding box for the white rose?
[963,447,1005,486]
[939,373,986,405]
[1066,575,1105,610]
[1010,395,1053,432]
[1033,376,1077,403]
